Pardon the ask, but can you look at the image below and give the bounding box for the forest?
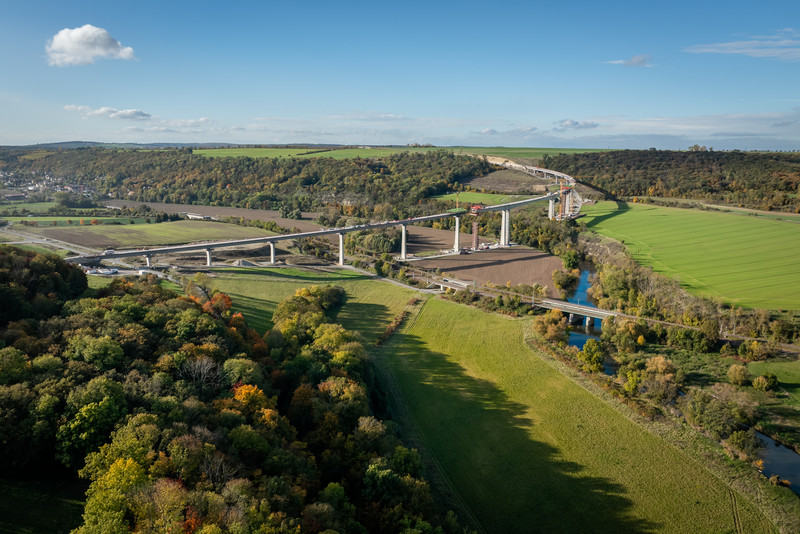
[0,246,465,534]
[0,148,491,218]
[541,149,800,212]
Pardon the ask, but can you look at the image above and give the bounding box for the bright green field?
[378,298,772,533]
[20,220,275,248]
[431,192,520,205]
[749,359,800,407]
[195,148,314,158]
[581,201,800,309]
[208,267,415,337]
[0,201,59,213]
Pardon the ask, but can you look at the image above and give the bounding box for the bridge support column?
[400,224,407,260]
[269,242,275,264]
[585,316,593,326]
[548,199,555,220]
[143,255,152,267]
[453,216,460,251]
[504,209,511,246]
[205,249,212,267]
[499,211,506,246]
[338,233,344,266]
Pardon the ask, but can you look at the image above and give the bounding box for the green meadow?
[377,297,773,533]
[581,201,800,309]
[431,192,519,205]
[2,216,151,226]
[455,146,611,160]
[208,267,415,338]
[0,201,59,213]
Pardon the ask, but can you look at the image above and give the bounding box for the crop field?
[455,146,611,160]
[196,146,440,160]
[581,201,800,309]
[15,220,275,249]
[3,216,151,226]
[0,201,59,213]
[431,192,520,205]
[208,267,416,338]
[377,298,773,533]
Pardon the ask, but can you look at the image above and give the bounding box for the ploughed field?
[413,247,563,295]
[581,201,800,310]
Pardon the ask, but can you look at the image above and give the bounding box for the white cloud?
[605,54,653,67]
[47,24,135,66]
[65,104,150,120]
[555,119,599,131]
[686,29,800,61]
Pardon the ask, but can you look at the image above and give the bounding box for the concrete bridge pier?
[269,242,275,264]
[585,316,593,327]
[499,211,507,246]
[504,209,511,246]
[143,254,152,267]
[400,224,407,260]
[205,249,213,267]
[338,233,344,266]
[548,199,556,220]
[453,216,460,251]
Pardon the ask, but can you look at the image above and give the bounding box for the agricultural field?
[431,191,521,205]
[376,297,774,533]
[12,220,275,249]
[195,146,440,160]
[580,201,800,310]
[0,201,59,213]
[2,216,151,226]
[455,146,611,160]
[208,266,416,338]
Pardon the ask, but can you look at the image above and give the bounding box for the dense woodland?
[0,246,465,534]
[542,150,800,212]
[0,148,490,218]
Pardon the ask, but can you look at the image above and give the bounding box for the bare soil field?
[413,246,563,294]
[462,169,550,194]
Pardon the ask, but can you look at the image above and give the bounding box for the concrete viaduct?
[67,190,568,268]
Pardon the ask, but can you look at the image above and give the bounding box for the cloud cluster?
[64,105,150,120]
[605,54,653,67]
[47,24,135,66]
[555,119,599,131]
[686,29,800,61]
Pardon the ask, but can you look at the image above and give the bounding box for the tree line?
[542,150,800,212]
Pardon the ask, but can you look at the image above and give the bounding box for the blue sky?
[1,0,799,149]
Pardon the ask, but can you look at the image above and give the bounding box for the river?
[563,268,800,495]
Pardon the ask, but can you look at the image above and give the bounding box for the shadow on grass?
[585,201,631,229]
[386,333,658,533]
[334,301,396,344]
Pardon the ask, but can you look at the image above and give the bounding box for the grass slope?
[0,476,86,534]
[379,298,773,533]
[208,267,415,338]
[581,201,800,309]
[431,192,519,205]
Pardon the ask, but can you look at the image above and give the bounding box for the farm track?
[729,488,743,534]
